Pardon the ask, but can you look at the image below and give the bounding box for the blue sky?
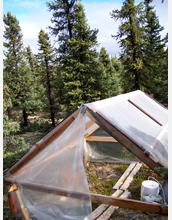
[3,0,168,56]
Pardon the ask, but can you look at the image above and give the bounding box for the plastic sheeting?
[85,127,139,164]
[6,90,168,219]
[8,106,93,220]
[86,90,168,167]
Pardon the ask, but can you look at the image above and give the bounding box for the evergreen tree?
[143,0,168,104]
[98,47,121,97]
[59,2,107,112]
[3,12,38,126]
[47,0,77,56]
[111,0,144,92]
[37,29,56,127]
[25,45,44,113]
[111,56,123,95]
[25,45,35,72]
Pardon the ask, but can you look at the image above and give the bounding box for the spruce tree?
[47,0,77,56]
[37,29,56,127]
[59,2,108,112]
[111,0,144,92]
[3,12,37,126]
[98,47,121,97]
[143,0,168,104]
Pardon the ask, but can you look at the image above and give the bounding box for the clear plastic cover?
[9,106,92,220]
[86,90,168,167]
[85,127,139,163]
[6,90,168,219]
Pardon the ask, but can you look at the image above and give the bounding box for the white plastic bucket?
[141,180,159,200]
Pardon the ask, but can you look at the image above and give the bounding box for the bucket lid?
[142,180,159,188]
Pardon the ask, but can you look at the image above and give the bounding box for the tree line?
[3,0,168,130]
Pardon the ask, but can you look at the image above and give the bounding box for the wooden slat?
[85,124,100,137]
[7,108,80,175]
[97,191,131,220]
[96,163,138,219]
[128,99,162,126]
[86,106,164,178]
[120,163,142,191]
[113,162,137,190]
[86,136,118,142]
[4,179,168,215]
[91,190,123,220]
[85,120,95,131]
[90,194,168,215]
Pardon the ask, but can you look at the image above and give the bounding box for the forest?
[3,0,168,169]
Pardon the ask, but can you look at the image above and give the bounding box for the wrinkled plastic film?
[86,141,139,164]
[11,106,93,220]
[85,127,139,164]
[86,91,168,167]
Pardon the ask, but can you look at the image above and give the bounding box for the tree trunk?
[23,108,28,127]
[45,59,55,127]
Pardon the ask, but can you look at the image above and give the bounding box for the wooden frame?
[86,106,165,177]
[4,94,168,218]
[4,178,167,216]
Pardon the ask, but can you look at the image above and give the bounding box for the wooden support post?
[86,106,164,178]
[8,183,29,220]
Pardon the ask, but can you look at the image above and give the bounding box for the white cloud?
[84,2,121,56]
[4,0,168,56]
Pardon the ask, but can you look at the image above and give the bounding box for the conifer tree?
[143,0,168,104]
[37,29,56,127]
[25,45,44,113]
[59,2,107,111]
[98,47,120,97]
[3,12,37,126]
[111,0,144,92]
[47,0,77,56]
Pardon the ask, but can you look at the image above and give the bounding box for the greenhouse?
[4,90,168,219]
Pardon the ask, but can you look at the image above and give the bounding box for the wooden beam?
[85,123,100,138]
[7,108,80,175]
[86,136,118,142]
[90,190,123,219]
[86,107,164,178]
[85,120,95,131]
[8,183,30,220]
[8,191,19,216]
[128,99,162,126]
[97,191,131,220]
[4,179,168,215]
[113,162,136,190]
